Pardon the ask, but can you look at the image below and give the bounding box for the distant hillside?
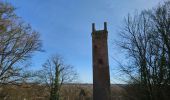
[0,83,128,100]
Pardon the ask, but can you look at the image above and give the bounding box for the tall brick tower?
[92,22,111,100]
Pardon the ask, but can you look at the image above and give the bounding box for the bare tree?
[149,1,170,85]
[117,1,170,100]
[0,1,41,85]
[37,55,78,100]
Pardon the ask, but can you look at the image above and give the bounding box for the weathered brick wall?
[92,22,111,100]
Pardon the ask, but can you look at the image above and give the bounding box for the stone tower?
[91,22,111,100]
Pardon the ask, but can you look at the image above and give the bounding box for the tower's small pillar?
[92,22,111,100]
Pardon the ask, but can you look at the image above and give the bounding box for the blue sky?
[6,0,163,83]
